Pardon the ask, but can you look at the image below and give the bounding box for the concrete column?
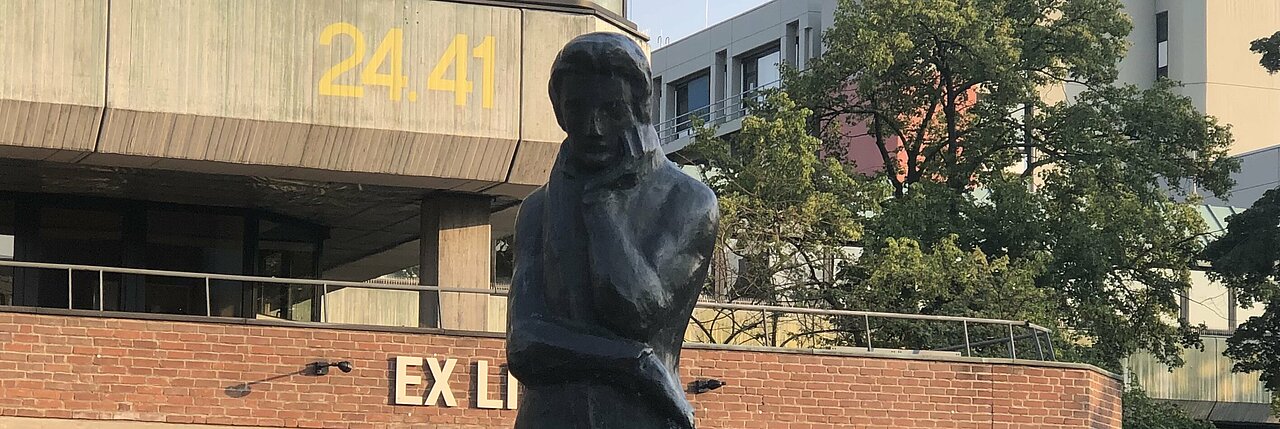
[712,50,728,121]
[419,194,492,331]
[784,21,800,67]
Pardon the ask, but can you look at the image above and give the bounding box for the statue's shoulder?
[661,165,718,218]
[515,187,548,227]
[523,187,548,208]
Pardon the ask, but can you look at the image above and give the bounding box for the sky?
[628,0,772,48]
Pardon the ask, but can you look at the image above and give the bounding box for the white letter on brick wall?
[476,360,504,409]
[394,356,424,405]
[506,368,519,410]
[425,357,458,407]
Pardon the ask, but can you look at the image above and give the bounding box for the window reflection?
[36,207,124,310]
[675,72,711,132]
[0,199,13,306]
[256,219,323,322]
[146,210,245,316]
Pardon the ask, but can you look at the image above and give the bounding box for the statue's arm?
[505,190,653,387]
[584,180,719,339]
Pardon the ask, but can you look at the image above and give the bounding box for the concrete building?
[652,0,1280,427]
[0,0,639,331]
[1107,2,1280,426]
[0,4,1127,428]
[1057,1,1280,210]
[649,0,836,154]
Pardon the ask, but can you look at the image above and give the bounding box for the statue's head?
[549,32,653,172]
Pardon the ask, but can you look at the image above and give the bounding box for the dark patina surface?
[506,33,719,429]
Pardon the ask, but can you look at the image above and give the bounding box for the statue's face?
[557,73,636,172]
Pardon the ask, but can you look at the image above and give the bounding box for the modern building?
[1106,2,1280,427]
[652,0,1280,427]
[0,1,1139,428]
[0,0,643,332]
[649,0,836,153]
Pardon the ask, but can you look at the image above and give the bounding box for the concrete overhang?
[0,0,649,202]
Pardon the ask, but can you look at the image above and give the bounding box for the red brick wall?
[0,311,1122,429]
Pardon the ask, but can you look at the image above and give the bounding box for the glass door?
[255,219,323,322]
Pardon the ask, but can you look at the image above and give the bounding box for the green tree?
[1122,384,1216,429]
[1192,28,1280,404]
[1201,188,1280,391]
[1252,31,1280,74]
[684,92,886,346]
[779,0,1237,369]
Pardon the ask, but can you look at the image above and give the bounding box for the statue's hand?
[637,354,696,429]
[581,168,638,206]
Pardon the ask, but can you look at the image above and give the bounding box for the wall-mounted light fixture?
[309,360,353,376]
[688,378,727,394]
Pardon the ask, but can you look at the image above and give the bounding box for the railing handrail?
[0,259,1048,334]
[0,260,485,294]
[696,301,1049,333]
[655,78,784,138]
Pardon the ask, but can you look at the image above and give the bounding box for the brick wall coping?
[1,305,1117,381]
[683,342,1121,380]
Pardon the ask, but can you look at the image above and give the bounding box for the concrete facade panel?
[1161,0,1209,88]
[1204,83,1280,154]
[518,10,591,146]
[94,110,517,182]
[1201,0,1280,154]
[1128,336,1273,406]
[509,11,643,187]
[1204,0,1280,88]
[1119,0,1158,88]
[2,0,638,191]
[0,0,106,106]
[0,100,100,154]
[106,0,522,140]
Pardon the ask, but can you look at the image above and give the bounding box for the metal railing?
[0,260,1055,361]
[655,79,782,144]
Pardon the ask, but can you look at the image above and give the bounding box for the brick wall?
[0,311,1122,429]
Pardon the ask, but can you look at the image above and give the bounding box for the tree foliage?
[690,0,1238,371]
[1201,188,1280,390]
[1122,385,1216,429]
[684,92,885,346]
[783,0,1236,369]
[1193,30,1280,395]
[1252,31,1280,74]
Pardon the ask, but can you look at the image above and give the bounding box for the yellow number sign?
[318,22,497,108]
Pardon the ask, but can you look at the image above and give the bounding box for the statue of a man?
[506,33,719,429]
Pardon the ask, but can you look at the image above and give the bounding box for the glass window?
[146,210,245,316]
[1187,271,1231,331]
[742,46,782,94]
[256,219,323,322]
[495,235,514,291]
[36,207,124,310]
[0,199,13,306]
[1157,12,1169,77]
[674,72,711,132]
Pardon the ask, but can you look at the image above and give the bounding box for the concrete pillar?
[419,194,492,331]
[784,21,800,67]
[712,50,728,121]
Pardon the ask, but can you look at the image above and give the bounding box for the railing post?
[98,270,105,311]
[864,314,873,352]
[205,278,212,317]
[963,320,972,357]
[67,268,73,309]
[1007,323,1017,359]
[1033,328,1045,360]
[321,284,329,323]
[1046,332,1057,361]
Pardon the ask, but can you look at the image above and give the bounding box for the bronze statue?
[506,33,719,429]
